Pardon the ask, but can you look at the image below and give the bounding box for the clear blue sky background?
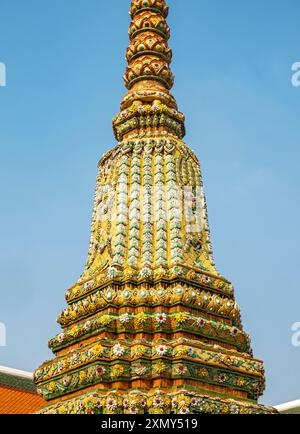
[0,0,299,406]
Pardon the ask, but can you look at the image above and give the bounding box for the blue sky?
[0,0,299,406]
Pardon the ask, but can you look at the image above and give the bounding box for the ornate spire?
[125,0,172,89]
[34,0,277,415]
[113,0,185,142]
[125,0,173,91]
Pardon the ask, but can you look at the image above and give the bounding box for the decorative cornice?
[49,310,249,353]
[37,390,277,415]
[58,283,241,330]
[36,337,264,401]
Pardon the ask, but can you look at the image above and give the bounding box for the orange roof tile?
[0,385,45,414]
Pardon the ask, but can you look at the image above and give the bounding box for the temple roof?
[0,366,45,414]
[275,399,300,414]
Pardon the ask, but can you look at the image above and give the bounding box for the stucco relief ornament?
[184,234,202,254]
[112,344,126,357]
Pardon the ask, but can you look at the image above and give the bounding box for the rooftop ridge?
[0,365,33,380]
